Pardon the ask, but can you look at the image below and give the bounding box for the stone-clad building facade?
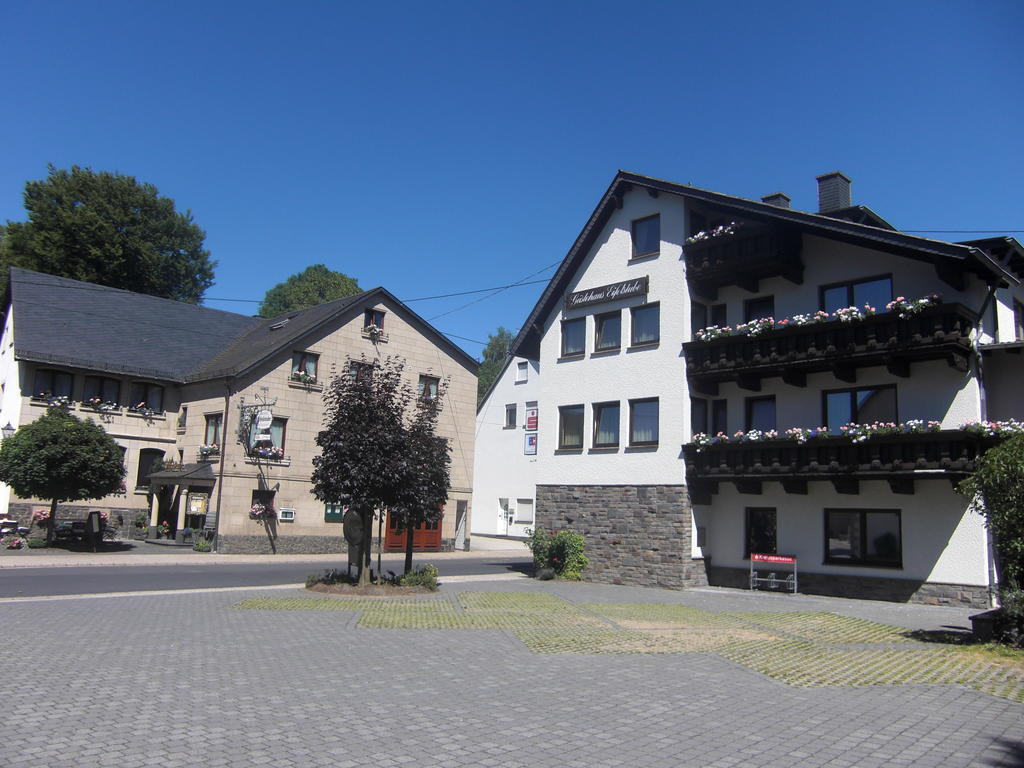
[0,268,477,552]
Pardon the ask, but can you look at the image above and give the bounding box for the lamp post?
[1,423,14,440]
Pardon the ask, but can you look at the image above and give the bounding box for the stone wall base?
[707,565,991,609]
[216,534,457,555]
[536,484,706,589]
[7,501,145,529]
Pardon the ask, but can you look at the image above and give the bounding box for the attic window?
[270,319,290,330]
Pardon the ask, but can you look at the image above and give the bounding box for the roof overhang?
[148,462,217,487]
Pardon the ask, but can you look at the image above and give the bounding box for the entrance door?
[384,512,443,551]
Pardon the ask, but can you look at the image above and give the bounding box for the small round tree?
[0,407,126,542]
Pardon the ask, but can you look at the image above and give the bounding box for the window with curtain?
[745,396,776,432]
[205,413,223,446]
[823,386,897,434]
[291,351,319,381]
[745,508,777,557]
[558,405,584,449]
[249,417,287,454]
[33,369,73,399]
[364,309,385,329]
[631,304,660,346]
[825,509,901,567]
[631,214,660,258]
[821,276,893,313]
[592,402,620,448]
[83,376,120,405]
[418,375,440,400]
[629,398,659,446]
[561,318,585,357]
[595,311,621,351]
[129,382,164,412]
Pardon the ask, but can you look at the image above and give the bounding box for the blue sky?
[2,1,1021,357]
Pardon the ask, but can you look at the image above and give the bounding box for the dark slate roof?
[190,286,479,381]
[7,268,261,382]
[511,170,1020,359]
[148,462,217,486]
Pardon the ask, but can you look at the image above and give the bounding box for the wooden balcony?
[683,430,983,502]
[684,302,977,395]
[684,225,803,298]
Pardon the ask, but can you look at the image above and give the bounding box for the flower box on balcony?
[685,224,803,297]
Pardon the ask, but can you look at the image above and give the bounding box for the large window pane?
[593,402,620,447]
[826,510,860,561]
[746,397,776,432]
[745,508,777,557]
[745,296,775,322]
[822,285,849,314]
[865,511,901,564]
[205,414,223,446]
[826,509,902,566]
[632,215,660,257]
[630,399,659,445]
[631,304,660,346]
[711,399,728,435]
[853,277,893,311]
[34,370,73,398]
[559,405,584,449]
[825,391,853,433]
[562,318,585,356]
[595,311,621,351]
[856,387,897,423]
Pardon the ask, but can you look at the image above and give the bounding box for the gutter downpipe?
[972,280,1000,607]
[212,377,233,553]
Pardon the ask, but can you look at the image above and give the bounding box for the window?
[825,509,902,567]
[711,399,728,435]
[33,369,73,399]
[595,311,621,351]
[505,404,517,429]
[745,508,777,558]
[83,375,120,405]
[561,318,585,357]
[629,398,659,446]
[178,406,188,431]
[745,396,776,432]
[249,417,287,455]
[364,309,385,330]
[632,214,660,258]
[324,503,346,523]
[1015,300,1024,341]
[823,386,897,434]
[418,375,440,401]
[558,405,584,449]
[821,276,893,314]
[710,303,728,328]
[514,498,535,524]
[516,361,529,382]
[205,413,223,446]
[252,489,276,513]
[631,303,660,346]
[136,448,165,489]
[744,296,775,322]
[691,302,707,333]
[349,361,373,380]
[593,401,620,448]
[129,382,164,413]
[291,351,319,382]
[690,398,708,437]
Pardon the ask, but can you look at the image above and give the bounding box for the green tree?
[258,264,362,318]
[477,326,514,405]
[959,434,1024,591]
[0,165,215,302]
[0,408,126,543]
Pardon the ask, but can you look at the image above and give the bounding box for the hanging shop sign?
[255,409,274,431]
[524,433,538,455]
[525,408,538,431]
[564,276,648,310]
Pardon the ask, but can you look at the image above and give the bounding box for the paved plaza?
[1,577,1021,768]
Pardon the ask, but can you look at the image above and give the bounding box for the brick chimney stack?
[761,192,791,209]
[816,171,852,213]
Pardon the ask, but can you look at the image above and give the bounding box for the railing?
[685,225,803,296]
[684,302,977,389]
[683,430,983,481]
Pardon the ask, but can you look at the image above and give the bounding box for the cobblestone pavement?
[1,580,1021,768]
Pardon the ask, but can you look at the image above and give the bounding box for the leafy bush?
[26,537,48,549]
[399,563,439,590]
[192,536,213,553]
[132,512,149,529]
[525,528,588,580]
[993,589,1024,648]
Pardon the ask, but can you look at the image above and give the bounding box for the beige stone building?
[0,268,477,553]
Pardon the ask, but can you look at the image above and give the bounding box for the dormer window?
[291,351,319,384]
[364,309,385,330]
[418,375,440,401]
[632,214,660,259]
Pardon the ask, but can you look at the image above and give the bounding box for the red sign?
[525,408,538,431]
[752,553,796,564]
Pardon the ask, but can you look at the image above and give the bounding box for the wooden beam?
[737,374,762,392]
[886,357,910,378]
[833,363,857,383]
[690,379,719,397]
[888,478,915,495]
[781,369,807,388]
[687,481,717,506]
[781,478,808,495]
[948,352,970,373]
[935,261,966,291]
[831,477,859,495]
[734,479,763,495]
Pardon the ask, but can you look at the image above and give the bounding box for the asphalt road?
[0,555,531,597]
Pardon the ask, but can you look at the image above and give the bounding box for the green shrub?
[525,527,588,580]
[399,563,439,590]
[132,512,149,529]
[994,589,1024,648]
[26,538,48,549]
[192,537,213,553]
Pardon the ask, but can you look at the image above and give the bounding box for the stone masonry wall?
[536,484,706,589]
[217,534,458,555]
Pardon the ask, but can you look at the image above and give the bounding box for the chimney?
[761,192,791,209]
[816,171,852,212]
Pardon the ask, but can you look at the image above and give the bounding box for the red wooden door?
[384,512,443,551]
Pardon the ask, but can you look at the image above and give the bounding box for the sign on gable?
[564,276,649,310]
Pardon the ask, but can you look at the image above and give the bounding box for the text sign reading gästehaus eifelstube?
[564,276,648,311]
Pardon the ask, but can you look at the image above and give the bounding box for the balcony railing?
[685,225,803,298]
[684,302,977,394]
[683,430,984,500]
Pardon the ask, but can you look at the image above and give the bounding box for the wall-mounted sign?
[565,276,648,310]
[524,433,537,455]
[255,410,274,430]
[525,408,538,431]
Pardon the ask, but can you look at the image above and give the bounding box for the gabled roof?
[6,268,261,382]
[511,170,1019,359]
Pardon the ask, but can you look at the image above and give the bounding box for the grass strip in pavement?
[517,626,778,655]
[581,602,749,630]
[234,597,443,612]
[723,611,916,645]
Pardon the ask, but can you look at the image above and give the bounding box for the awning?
[147,462,217,488]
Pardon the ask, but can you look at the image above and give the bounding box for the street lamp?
[1,423,14,440]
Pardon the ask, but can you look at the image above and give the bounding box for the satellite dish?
[343,508,362,545]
